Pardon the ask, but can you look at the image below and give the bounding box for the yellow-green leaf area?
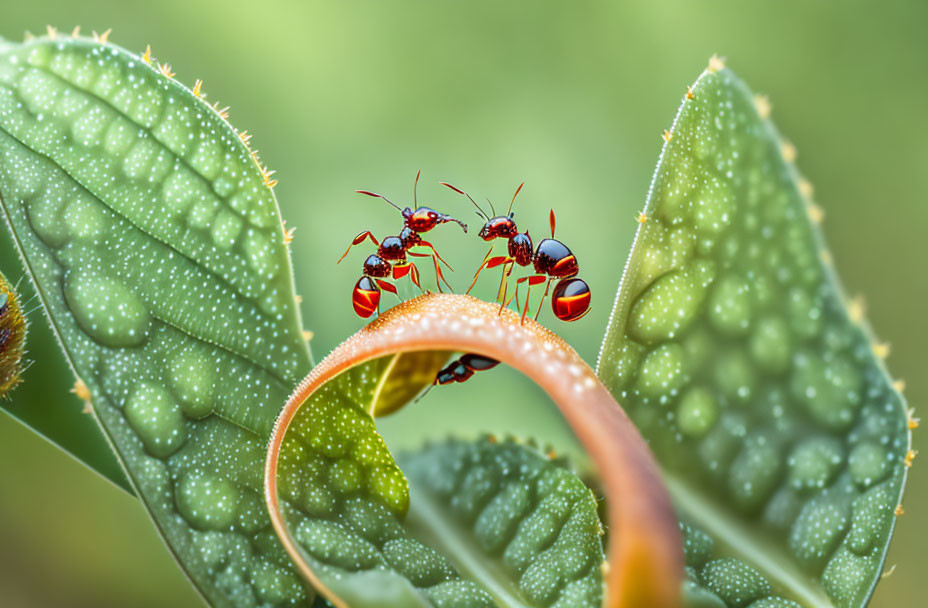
[0,36,312,607]
[598,66,909,608]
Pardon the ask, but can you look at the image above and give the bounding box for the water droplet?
[64,269,151,347]
[124,382,186,458]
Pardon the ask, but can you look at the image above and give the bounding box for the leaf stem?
[265,293,683,608]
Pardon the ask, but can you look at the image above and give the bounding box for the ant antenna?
[413,169,421,206]
[440,182,490,220]
[483,196,497,218]
[507,182,524,216]
[356,189,402,212]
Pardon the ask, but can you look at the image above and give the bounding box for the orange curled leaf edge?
[265,293,683,608]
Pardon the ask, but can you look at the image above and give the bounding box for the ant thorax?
[399,227,421,250]
[507,232,534,266]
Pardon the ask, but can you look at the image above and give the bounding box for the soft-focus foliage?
[597,65,910,607]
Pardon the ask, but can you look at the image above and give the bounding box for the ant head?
[477,216,518,241]
[405,207,467,234]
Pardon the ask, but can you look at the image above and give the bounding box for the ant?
[339,171,467,318]
[416,353,500,402]
[440,181,591,323]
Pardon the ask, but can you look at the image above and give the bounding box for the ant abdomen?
[552,277,591,321]
[352,276,381,318]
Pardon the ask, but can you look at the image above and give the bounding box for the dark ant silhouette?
[339,171,467,318]
[416,352,500,402]
[440,181,591,323]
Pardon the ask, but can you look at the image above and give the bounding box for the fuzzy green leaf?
[597,64,910,608]
[0,36,314,606]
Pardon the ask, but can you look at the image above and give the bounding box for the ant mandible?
[339,171,467,318]
[440,181,591,323]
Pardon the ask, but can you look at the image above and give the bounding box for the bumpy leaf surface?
[271,357,606,608]
[0,269,26,397]
[597,64,910,607]
[0,36,314,606]
[402,437,605,608]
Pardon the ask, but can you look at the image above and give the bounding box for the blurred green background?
[1,1,925,606]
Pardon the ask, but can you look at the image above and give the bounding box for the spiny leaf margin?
[0,35,314,606]
[597,61,910,608]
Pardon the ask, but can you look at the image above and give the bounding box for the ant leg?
[475,255,512,300]
[337,231,380,264]
[516,275,547,325]
[417,240,454,271]
[374,279,401,301]
[393,262,423,293]
[410,252,452,292]
[432,253,455,293]
[497,261,515,315]
[534,278,554,321]
[466,245,495,295]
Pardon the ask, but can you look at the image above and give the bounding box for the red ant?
[416,352,500,402]
[340,171,467,318]
[440,181,591,323]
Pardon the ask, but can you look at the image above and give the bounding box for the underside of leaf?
[265,293,683,608]
[597,63,910,608]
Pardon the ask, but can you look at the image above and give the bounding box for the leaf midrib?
[405,486,529,608]
[665,474,834,608]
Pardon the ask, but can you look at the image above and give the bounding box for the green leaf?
[0,269,26,397]
[0,35,315,606]
[402,437,605,608]
[597,62,910,608]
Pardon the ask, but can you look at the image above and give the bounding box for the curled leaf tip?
[266,293,683,608]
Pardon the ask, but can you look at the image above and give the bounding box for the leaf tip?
[707,53,726,73]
